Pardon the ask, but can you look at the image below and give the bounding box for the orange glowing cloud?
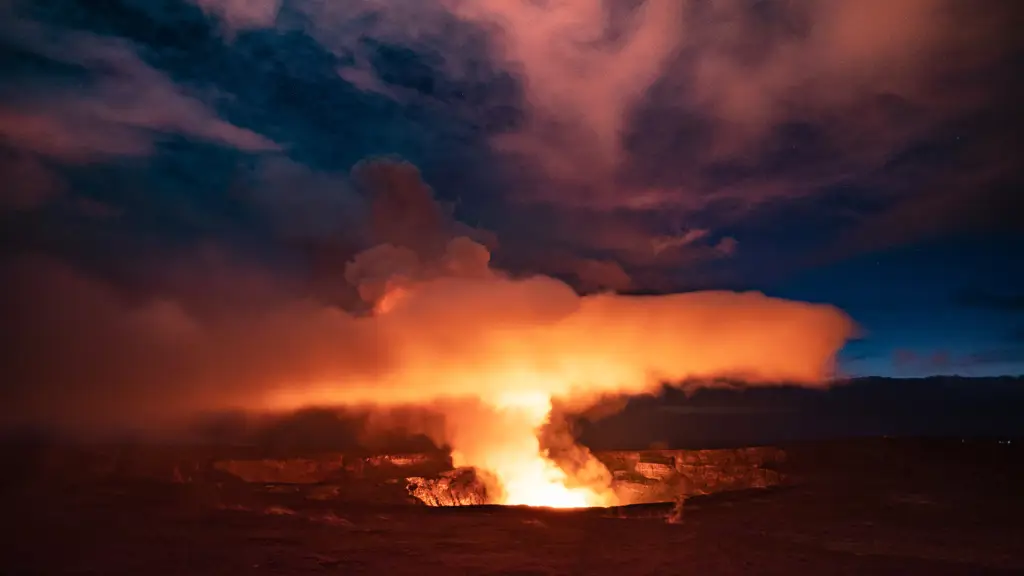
[263,237,854,506]
[1,232,853,506]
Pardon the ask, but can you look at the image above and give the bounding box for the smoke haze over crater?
[1,160,853,456]
[0,157,849,505]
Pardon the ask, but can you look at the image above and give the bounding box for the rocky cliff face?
[212,455,347,484]
[406,468,490,506]
[21,444,784,507]
[598,447,785,505]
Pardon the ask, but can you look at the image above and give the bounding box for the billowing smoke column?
[0,160,854,507]
[266,236,854,506]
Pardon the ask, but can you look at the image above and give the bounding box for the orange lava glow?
[455,390,616,508]
[254,238,854,507]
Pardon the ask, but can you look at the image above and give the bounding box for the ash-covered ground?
[2,438,1022,575]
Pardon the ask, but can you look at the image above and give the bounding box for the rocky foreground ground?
[2,438,1022,575]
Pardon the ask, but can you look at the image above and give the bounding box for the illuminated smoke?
[0,161,854,507]
[266,236,854,506]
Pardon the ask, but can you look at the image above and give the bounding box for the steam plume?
[0,159,854,505]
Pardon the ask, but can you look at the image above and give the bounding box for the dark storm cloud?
[0,147,64,211]
[0,17,279,161]
[432,1,1019,202]
[0,0,1020,293]
[0,0,509,281]
[298,0,1019,281]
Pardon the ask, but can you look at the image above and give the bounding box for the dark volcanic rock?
[16,444,785,506]
[212,452,450,484]
[596,447,786,504]
[27,444,246,484]
[349,452,452,479]
[213,455,347,484]
[406,468,489,506]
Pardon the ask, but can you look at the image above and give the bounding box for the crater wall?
[16,444,786,506]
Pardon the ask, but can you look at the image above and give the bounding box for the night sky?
[1,0,1022,392]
